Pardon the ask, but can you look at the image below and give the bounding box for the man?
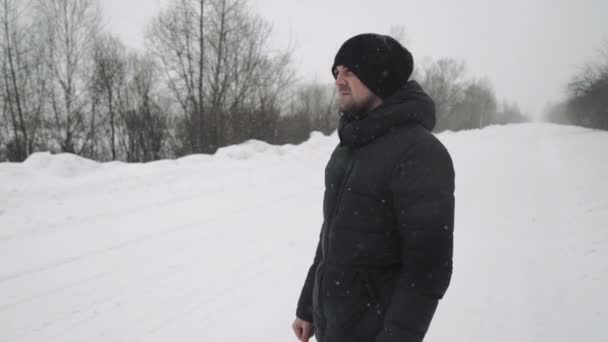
[292,33,455,342]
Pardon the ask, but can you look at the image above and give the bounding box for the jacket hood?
[338,80,436,147]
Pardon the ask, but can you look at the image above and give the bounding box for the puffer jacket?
[296,80,455,342]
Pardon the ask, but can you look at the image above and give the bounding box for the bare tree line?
[544,41,608,130]
[415,57,528,132]
[0,0,529,162]
[0,0,301,162]
[0,0,47,161]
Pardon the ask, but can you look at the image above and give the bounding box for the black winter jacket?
[296,81,455,342]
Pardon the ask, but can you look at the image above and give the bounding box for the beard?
[339,92,377,119]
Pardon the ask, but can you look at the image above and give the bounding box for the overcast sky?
[102,0,608,117]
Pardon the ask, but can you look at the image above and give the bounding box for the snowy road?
[1,124,607,341]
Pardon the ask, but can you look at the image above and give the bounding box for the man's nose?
[335,72,345,86]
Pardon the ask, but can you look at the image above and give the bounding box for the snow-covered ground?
[1,123,606,342]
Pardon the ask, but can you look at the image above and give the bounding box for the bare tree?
[35,0,101,154]
[0,0,27,160]
[147,0,206,153]
[568,63,599,98]
[90,34,127,160]
[567,73,608,129]
[597,38,608,74]
[146,0,293,154]
[554,41,608,130]
[418,58,466,132]
[0,0,47,161]
[495,100,527,125]
[451,79,497,130]
[289,82,337,136]
[120,52,170,162]
[236,37,295,143]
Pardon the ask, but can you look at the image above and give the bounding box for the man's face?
[334,65,382,115]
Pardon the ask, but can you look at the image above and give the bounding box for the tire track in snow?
[2,190,311,342]
[0,190,301,285]
[124,238,299,342]
[14,213,298,342]
[0,183,228,240]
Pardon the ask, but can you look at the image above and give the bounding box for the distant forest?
[543,42,608,131]
[0,0,536,162]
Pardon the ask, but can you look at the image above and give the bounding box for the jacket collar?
[338,80,436,147]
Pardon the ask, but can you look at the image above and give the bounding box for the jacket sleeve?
[375,137,455,342]
[296,229,323,323]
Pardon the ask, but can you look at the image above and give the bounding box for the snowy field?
[1,123,607,342]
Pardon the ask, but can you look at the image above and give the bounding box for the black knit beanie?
[332,33,413,99]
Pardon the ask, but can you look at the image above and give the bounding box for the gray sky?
[102,0,608,117]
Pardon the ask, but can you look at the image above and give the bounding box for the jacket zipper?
[323,157,355,257]
[316,154,355,327]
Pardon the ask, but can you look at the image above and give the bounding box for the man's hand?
[292,317,314,342]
